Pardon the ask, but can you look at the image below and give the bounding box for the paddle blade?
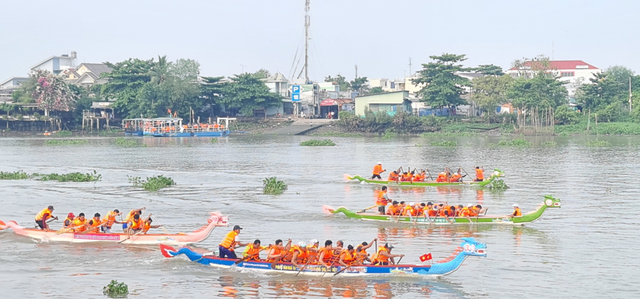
[321,205,336,215]
[160,244,177,258]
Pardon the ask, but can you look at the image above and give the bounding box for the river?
[0,135,638,298]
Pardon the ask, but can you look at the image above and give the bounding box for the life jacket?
[450,173,462,182]
[372,246,389,264]
[321,247,334,263]
[130,218,142,230]
[513,208,522,217]
[413,173,425,182]
[219,231,239,250]
[403,206,414,216]
[35,208,52,221]
[103,211,118,228]
[307,244,319,264]
[63,217,74,228]
[143,221,152,233]
[436,173,447,182]
[428,208,437,217]
[468,207,479,217]
[354,248,368,264]
[400,173,411,181]
[125,210,137,223]
[244,244,262,261]
[267,246,283,262]
[373,165,383,175]
[439,206,451,217]
[292,246,307,264]
[88,218,102,233]
[73,218,87,233]
[413,205,423,216]
[475,169,484,180]
[375,190,389,206]
[388,172,399,181]
[386,205,398,215]
[340,250,355,264]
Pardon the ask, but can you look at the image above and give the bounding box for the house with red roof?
[506,60,600,96]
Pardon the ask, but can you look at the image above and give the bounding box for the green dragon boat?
[345,169,504,187]
[323,195,561,226]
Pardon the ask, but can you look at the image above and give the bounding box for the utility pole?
[355,65,358,78]
[630,77,633,112]
[304,0,310,84]
[409,57,412,75]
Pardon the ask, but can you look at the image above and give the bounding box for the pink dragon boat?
[2,211,228,245]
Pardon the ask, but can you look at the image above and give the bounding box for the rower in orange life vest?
[318,240,335,268]
[142,215,162,234]
[371,162,386,180]
[511,204,522,218]
[100,209,122,233]
[353,238,376,265]
[244,239,266,261]
[372,243,404,265]
[267,239,292,262]
[122,207,145,232]
[376,186,390,215]
[35,205,57,231]
[63,213,75,229]
[87,213,103,233]
[219,225,249,259]
[338,244,356,267]
[450,168,463,182]
[385,201,400,216]
[126,214,144,234]
[387,170,400,182]
[290,242,308,269]
[474,166,484,181]
[436,171,448,182]
[72,213,88,233]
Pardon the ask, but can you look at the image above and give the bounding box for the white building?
[506,60,600,97]
[30,52,77,75]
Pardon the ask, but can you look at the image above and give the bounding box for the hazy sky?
[1,0,638,82]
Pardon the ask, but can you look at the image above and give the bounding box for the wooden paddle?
[395,256,404,265]
[357,205,378,213]
[235,246,269,265]
[333,265,350,276]
[295,258,313,276]
[118,231,143,244]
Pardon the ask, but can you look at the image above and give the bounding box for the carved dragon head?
[543,195,562,208]
[491,169,505,178]
[207,211,229,227]
[460,237,487,257]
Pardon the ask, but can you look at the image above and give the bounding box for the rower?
[450,168,463,182]
[127,214,144,234]
[142,216,162,234]
[512,204,522,217]
[385,201,399,216]
[244,239,264,261]
[35,205,57,231]
[307,239,320,264]
[474,166,484,182]
[219,225,248,259]
[436,172,448,182]
[267,239,291,262]
[400,172,411,182]
[413,170,426,182]
[291,242,308,269]
[376,186,390,215]
[403,202,415,216]
[371,162,386,180]
[318,240,335,267]
[372,243,404,265]
[426,202,437,217]
[63,213,75,229]
[397,201,406,215]
[354,238,376,265]
[387,170,399,182]
[72,213,88,233]
[87,213,103,233]
[415,203,426,216]
[338,245,356,267]
[123,207,145,233]
[334,240,344,255]
[102,209,122,233]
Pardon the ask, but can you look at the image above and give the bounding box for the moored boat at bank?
[122,117,235,137]
[159,237,487,277]
[2,211,228,245]
[345,169,504,187]
[323,195,561,226]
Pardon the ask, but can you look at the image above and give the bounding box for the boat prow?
[160,237,487,277]
[5,211,229,245]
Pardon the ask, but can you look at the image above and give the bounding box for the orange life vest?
[436,173,447,182]
[459,207,470,217]
[130,218,142,230]
[513,208,522,217]
[321,247,334,263]
[35,208,52,221]
[475,169,484,180]
[428,208,437,217]
[468,207,479,217]
[88,218,102,232]
[267,246,283,262]
[388,172,399,181]
[73,218,87,233]
[439,206,450,217]
[307,245,319,264]
[373,165,383,175]
[291,246,307,264]
[413,173,425,182]
[400,173,411,181]
[143,221,152,233]
[340,250,355,264]
[63,217,74,228]
[450,173,462,182]
[103,211,118,228]
[372,246,389,264]
[386,205,399,215]
[375,190,389,206]
[245,244,262,261]
[219,231,239,250]
[413,205,423,216]
[354,248,368,264]
[403,206,415,216]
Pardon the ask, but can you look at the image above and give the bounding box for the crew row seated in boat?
[384,201,487,218]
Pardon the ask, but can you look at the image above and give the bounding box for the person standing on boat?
[376,186,390,215]
[511,204,522,217]
[35,205,57,231]
[219,225,248,259]
[474,166,484,181]
[371,162,386,180]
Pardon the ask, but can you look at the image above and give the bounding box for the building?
[30,52,77,75]
[354,91,411,116]
[506,60,600,97]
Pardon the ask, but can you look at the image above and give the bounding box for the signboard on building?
[291,85,301,102]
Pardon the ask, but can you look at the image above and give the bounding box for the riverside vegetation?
[128,175,176,191]
[0,170,101,182]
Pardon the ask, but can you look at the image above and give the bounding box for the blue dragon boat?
[122,117,235,137]
[159,237,487,277]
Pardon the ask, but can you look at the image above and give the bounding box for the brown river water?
[0,135,639,298]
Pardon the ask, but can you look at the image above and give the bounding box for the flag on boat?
[420,253,432,262]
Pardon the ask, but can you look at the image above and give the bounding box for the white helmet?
[298,241,307,248]
[409,202,415,206]
[309,239,319,245]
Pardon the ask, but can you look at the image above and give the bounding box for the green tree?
[221,72,282,116]
[31,70,78,116]
[102,58,155,118]
[350,76,369,95]
[506,74,567,110]
[200,76,226,118]
[576,67,638,113]
[412,53,471,109]
[369,86,384,94]
[11,77,37,103]
[325,74,350,92]
[471,75,513,115]
[476,64,504,76]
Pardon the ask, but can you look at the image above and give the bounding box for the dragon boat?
[1,211,228,245]
[323,195,561,226]
[345,169,504,187]
[159,237,487,277]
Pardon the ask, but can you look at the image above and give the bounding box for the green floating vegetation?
[541,141,557,147]
[430,140,458,146]
[300,139,336,146]
[586,139,610,147]
[128,175,176,191]
[0,170,30,180]
[44,139,88,146]
[211,138,219,143]
[55,130,73,137]
[487,179,509,192]
[103,280,129,298]
[263,177,287,195]
[497,138,530,147]
[313,132,363,137]
[35,170,102,182]
[114,137,146,147]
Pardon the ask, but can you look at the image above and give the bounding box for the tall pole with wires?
[304,0,310,84]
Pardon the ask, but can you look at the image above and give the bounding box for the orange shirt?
[373,165,383,175]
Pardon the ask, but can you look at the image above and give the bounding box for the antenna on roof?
[551,42,554,60]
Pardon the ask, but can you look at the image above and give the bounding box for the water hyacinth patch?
[103,280,129,298]
[430,140,458,146]
[300,139,336,146]
[128,175,176,191]
[263,177,287,195]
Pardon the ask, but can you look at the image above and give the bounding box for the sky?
[1,0,638,83]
